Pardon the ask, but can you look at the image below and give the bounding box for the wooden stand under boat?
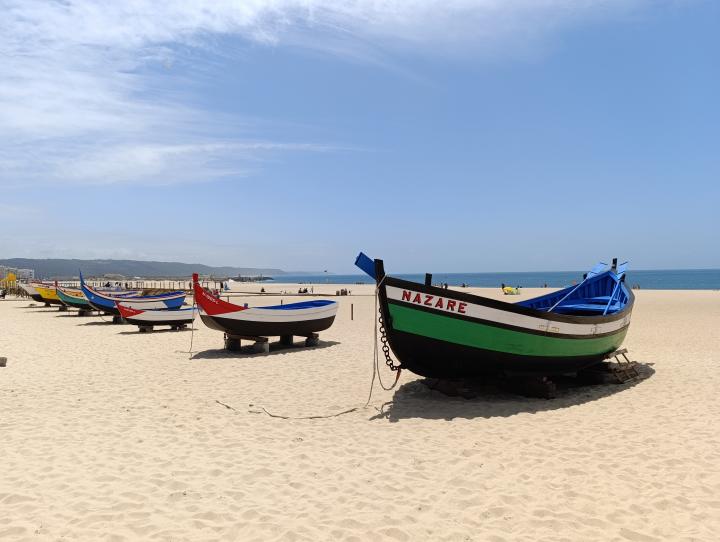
[139,324,187,333]
[224,332,320,353]
[577,348,640,384]
[426,348,640,399]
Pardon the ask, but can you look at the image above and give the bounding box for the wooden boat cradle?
[427,348,640,399]
[577,348,640,385]
[138,323,188,333]
[504,348,640,397]
[223,332,321,354]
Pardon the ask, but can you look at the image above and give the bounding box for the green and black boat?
[56,285,93,311]
[355,253,634,378]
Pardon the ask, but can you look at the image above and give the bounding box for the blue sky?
[1,1,718,273]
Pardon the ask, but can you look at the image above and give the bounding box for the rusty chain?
[378,308,401,372]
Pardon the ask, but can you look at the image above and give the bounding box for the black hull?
[388,329,610,378]
[125,316,194,327]
[87,300,119,315]
[200,314,336,337]
[30,294,45,303]
[61,299,92,310]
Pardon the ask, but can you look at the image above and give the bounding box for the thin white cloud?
[0,0,654,186]
[1,140,335,186]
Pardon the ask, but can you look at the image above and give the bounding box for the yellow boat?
[502,286,520,295]
[33,284,64,306]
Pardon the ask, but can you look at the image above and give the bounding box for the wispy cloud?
[1,0,653,186]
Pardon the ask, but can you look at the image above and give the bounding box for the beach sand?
[1,286,719,541]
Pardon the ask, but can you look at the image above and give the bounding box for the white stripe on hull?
[120,299,184,310]
[127,309,197,323]
[199,304,338,323]
[93,292,185,302]
[386,286,630,336]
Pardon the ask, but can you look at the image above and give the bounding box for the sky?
[1,0,718,273]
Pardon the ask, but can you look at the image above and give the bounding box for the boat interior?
[516,263,630,316]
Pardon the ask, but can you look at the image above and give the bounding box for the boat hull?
[19,283,45,303]
[56,287,92,310]
[81,279,185,314]
[124,315,194,327]
[86,298,185,315]
[33,285,64,306]
[116,302,196,326]
[379,275,633,378]
[386,312,628,377]
[199,313,336,337]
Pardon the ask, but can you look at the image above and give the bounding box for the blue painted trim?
[259,300,337,310]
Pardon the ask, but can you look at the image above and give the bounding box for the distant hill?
[0,258,288,280]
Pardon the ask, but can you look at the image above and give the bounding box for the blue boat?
[80,272,186,315]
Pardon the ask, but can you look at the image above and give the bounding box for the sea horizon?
[274,268,720,290]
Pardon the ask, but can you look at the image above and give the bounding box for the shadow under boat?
[371,361,655,423]
[191,339,341,360]
[116,327,197,335]
[77,319,122,326]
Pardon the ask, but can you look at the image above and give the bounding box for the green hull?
[56,288,90,308]
[389,303,627,359]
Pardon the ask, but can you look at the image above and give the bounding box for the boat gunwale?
[383,275,634,325]
[386,298,631,340]
[82,283,186,302]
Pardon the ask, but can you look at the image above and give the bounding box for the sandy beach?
[1,285,719,541]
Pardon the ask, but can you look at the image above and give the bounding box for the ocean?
[275,269,720,290]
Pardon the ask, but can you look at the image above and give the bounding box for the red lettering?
[413,293,422,304]
[402,290,411,302]
[435,297,444,309]
[458,302,467,314]
[447,300,456,311]
[424,294,434,306]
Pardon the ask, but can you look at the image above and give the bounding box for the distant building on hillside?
[15,268,35,280]
[0,266,35,280]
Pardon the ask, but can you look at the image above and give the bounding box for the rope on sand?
[216,399,361,420]
[215,286,400,420]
